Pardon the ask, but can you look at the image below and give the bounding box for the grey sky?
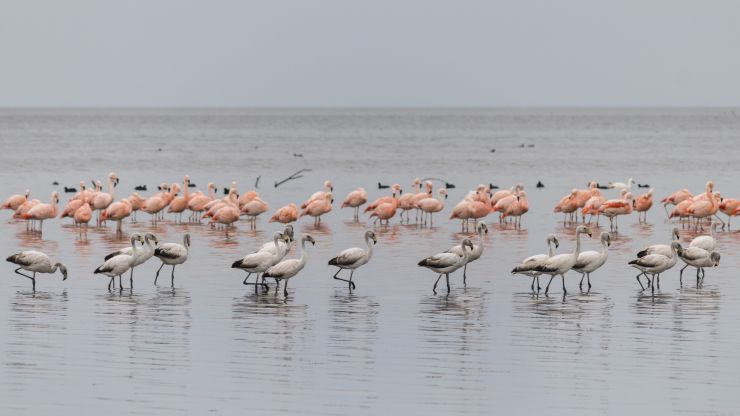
[1,0,739,107]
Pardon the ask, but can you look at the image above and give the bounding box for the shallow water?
[1,108,740,414]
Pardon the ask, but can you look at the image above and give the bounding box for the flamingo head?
[365,230,378,244]
[304,234,316,246]
[439,189,448,199]
[55,263,68,281]
[477,222,488,234]
[710,252,721,267]
[600,232,611,247]
[547,234,559,249]
[576,225,592,238]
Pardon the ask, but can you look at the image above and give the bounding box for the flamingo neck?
[547,240,554,257]
[365,235,374,261]
[299,239,309,266]
[208,186,215,199]
[573,232,583,257]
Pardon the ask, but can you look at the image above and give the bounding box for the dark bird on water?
[536,181,545,188]
[63,186,77,193]
[378,182,390,189]
[135,185,147,191]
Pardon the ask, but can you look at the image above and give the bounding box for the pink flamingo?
[211,204,240,235]
[187,182,216,222]
[720,198,740,229]
[686,181,722,230]
[60,199,85,222]
[21,191,59,233]
[128,192,145,223]
[13,199,40,226]
[2,189,29,211]
[600,191,633,231]
[269,203,298,224]
[553,189,579,226]
[397,180,421,223]
[503,190,529,227]
[142,185,177,225]
[341,187,368,221]
[238,191,259,210]
[661,188,693,216]
[300,192,333,225]
[634,189,654,223]
[368,188,401,226]
[74,202,93,235]
[417,188,447,226]
[410,181,433,222]
[582,188,605,225]
[573,182,598,222]
[365,184,403,213]
[492,194,517,223]
[101,198,133,234]
[167,175,191,223]
[490,184,523,207]
[90,173,119,225]
[241,197,269,228]
[301,181,333,209]
[669,198,694,226]
[449,193,474,232]
[203,188,238,221]
[70,181,89,202]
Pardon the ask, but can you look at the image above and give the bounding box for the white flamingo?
[636,227,680,258]
[328,230,377,290]
[628,241,681,293]
[6,250,68,291]
[258,225,294,255]
[231,232,291,291]
[608,178,635,190]
[446,222,487,284]
[418,238,474,294]
[689,222,719,252]
[263,234,316,297]
[511,234,560,291]
[94,234,143,290]
[572,231,611,290]
[535,225,592,295]
[154,233,190,287]
[677,246,720,286]
[104,233,158,288]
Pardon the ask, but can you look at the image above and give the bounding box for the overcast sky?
[1,0,739,107]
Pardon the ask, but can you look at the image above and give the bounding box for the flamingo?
[368,187,401,226]
[411,181,433,223]
[490,184,523,207]
[263,234,316,297]
[2,189,29,211]
[689,222,719,252]
[397,180,421,223]
[269,203,298,224]
[669,198,694,226]
[300,193,333,226]
[13,199,40,229]
[582,188,605,225]
[203,188,238,221]
[418,238,474,294]
[600,191,633,231]
[341,187,369,221]
[677,247,720,286]
[90,173,119,225]
[258,225,294,255]
[449,193,474,232]
[143,185,178,225]
[467,186,492,227]
[365,184,403,213]
[503,191,529,227]
[511,234,560,291]
[608,178,635,191]
[446,222,487,283]
[553,189,579,225]
[94,234,142,290]
[634,189,654,223]
[661,188,693,216]
[232,232,291,290]
[573,182,598,222]
[535,225,592,295]
[210,204,240,235]
[240,197,269,228]
[636,227,681,258]
[167,175,191,223]
[686,181,722,230]
[105,233,159,288]
[21,191,59,233]
[60,199,85,222]
[719,198,740,229]
[328,230,377,290]
[6,250,68,291]
[101,198,132,234]
[187,182,216,222]
[154,233,191,286]
[572,232,611,290]
[301,181,333,209]
[417,188,447,226]
[237,190,259,211]
[628,242,680,293]
[73,202,93,234]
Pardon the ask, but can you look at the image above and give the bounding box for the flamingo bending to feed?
[368,187,400,226]
[301,181,333,209]
[328,230,377,290]
[634,189,654,223]
[661,189,693,216]
[2,190,29,211]
[154,233,191,287]
[511,234,560,291]
[94,234,142,290]
[300,193,333,225]
[446,222,487,283]
[572,232,611,290]
[417,188,447,226]
[6,250,68,291]
[628,242,680,293]
[342,187,369,221]
[534,225,592,295]
[21,191,59,233]
[677,247,720,286]
[263,234,316,297]
[232,232,291,290]
[269,203,298,224]
[101,198,133,234]
[418,238,474,294]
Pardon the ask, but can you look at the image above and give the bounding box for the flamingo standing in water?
[572,182,597,222]
[634,189,654,223]
[211,204,240,235]
[449,192,475,232]
[6,250,68,291]
[467,185,492,227]
[365,184,403,213]
[535,225,592,295]
[397,179,421,223]
[301,181,333,209]
[240,196,269,228]
[328,230,377,290]
[511,234,560,292]
[74,202,93,235]
[341,187,369,221]
[263,234,316,297]
[368,187,400,226]
[300,193,333,225]
[686,181,722,230]
[553,189,579,226]
[143,185,178,225]
[417,188,447,226]
[582,188,605,225]
[128,192,145,222]
[2,190,29,211]
[418,238,474,294]
[154,233,191,287]
[269,203,298,224]
[101,198,133,234]
[90,173,119,225]
[719,198,740,229]
[661,188,693,216]
[22,191,59,233]
[410,181,432,223]
[187,182,216,222]
[600,191,633,231]
[167,175,191,223]
[503,191,529,227]
[60,199,85,223]
[14,199,40,229]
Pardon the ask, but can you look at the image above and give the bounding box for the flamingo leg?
[545,275,555,294]
[154,262,165,285]
[432,274,443,294]
[170,265,176,287]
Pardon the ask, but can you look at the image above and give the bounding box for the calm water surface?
[1,108,740,414]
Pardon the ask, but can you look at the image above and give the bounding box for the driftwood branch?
[274,169,312,188]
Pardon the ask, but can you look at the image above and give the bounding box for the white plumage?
[677,246,720,286]
[6,250,68,291]
[328,230,377,289]
[447,222,487,283]
[629,241,681,293]
[572,232,611,290]
[233,232,290,289]
[511,234,559,291]
[689,222,719,252]
[636,227,680,258]
[154,233,190,286]
[418,238,474,294]
[263,234,316,296]
[535,225,592,295]
[258,225,294,256]
[95,235,142,291]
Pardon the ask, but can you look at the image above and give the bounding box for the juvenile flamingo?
[154,233,191,287]
[328,230,377,290]
[263,234,316,297]
[341,187,369,221]
[6,250,68,291]
[418,239,474,294]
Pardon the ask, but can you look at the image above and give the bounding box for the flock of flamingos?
[0,172,731,296]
